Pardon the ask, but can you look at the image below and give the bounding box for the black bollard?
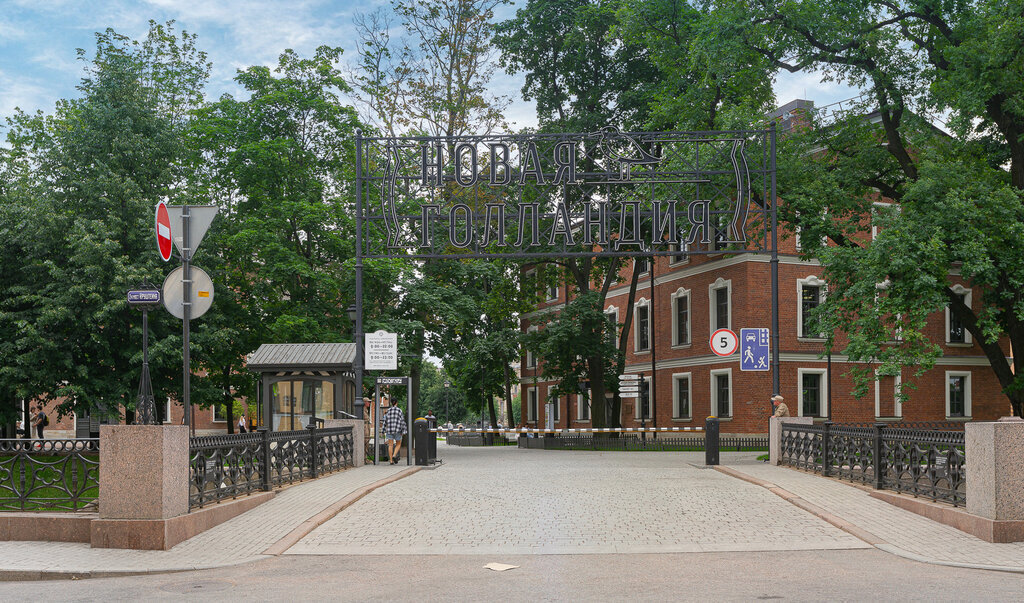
[705,416,720,466]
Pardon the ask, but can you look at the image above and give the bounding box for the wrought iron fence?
[780,422,966,507]
[0,438,100,511]
[189,426,354,509]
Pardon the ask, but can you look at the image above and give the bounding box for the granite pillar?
[966,418,1024,521]
[769,416,813,465]
[98,425,189,520]
[326,418,364,467]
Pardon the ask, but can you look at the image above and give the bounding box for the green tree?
[190,46,366,428]
[0,22,210,420]
[739,0,1024,414]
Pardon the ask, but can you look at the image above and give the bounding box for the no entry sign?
[155,202,172,261]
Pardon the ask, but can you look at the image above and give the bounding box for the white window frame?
[213,402,227,423]
[577,388,591,421]
[709,368,733,418]
[871,201,893,240]
[546,386,560,422]
[525,325,538,368]
[945,371,972,419]
[668,242,690,265]
[634,297,651,353]
[945,285,973,345]
[546,282,559,302]
[527,387,538,422]
[797,368,828,418]
[605,306,620,344]
[873,369,903,418]
[795,210,828,252]
[708,277,732,336]
[164,398,172,424]
[635,256,651,276]
[797,275,827,340]
[634,376,653,420]
[670,287,691,348]
[672,372,692,420]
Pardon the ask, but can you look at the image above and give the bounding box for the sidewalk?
[0,462,415,580]
[719,459,1024,573]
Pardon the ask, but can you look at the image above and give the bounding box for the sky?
[0,0,861,134]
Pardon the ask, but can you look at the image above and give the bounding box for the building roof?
[246,343,356,373]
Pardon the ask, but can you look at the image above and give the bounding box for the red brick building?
[520,107,1012,434]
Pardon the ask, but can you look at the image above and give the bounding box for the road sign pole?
[182,204,192,431]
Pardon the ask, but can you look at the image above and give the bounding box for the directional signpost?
[740,328,770,371]
[619,373,641,398]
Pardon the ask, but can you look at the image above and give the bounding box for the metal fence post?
[873,422,886,490]
[308,424,318,479]
[821,421,832,477]
[259,427,271,491]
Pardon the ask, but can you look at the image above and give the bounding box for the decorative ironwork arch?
[351,126,780,417]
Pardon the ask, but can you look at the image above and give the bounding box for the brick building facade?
[520,221,1011,436]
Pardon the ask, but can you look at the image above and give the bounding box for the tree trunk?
[503,363,515,427]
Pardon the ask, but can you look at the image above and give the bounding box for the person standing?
[31,406,47,440]
[237,414,247,433]
[381,402,407,465]
[771,394,790,418]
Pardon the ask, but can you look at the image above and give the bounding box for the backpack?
[41,413,49,427]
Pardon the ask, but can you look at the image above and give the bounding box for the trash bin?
[414,418,433,466]
[426,416,437,461]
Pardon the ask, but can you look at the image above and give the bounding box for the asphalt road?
[7,550,1023,601]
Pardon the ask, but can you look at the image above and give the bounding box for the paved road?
[5,550,1024,601]
[289,445,867,555]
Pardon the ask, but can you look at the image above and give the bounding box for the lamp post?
[348,304,363,420]
[443,380,450,424]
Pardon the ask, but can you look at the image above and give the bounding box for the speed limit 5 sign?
[710,328,738,357]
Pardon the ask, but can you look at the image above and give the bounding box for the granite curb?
[715,464,1024,574]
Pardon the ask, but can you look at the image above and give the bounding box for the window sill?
[671,417,693,423]
[797,337,826,343]
[945,342,973,348]
[635,350,651,356]
[671,343,692,350]
[708,416,732,421]
[945,416,972,421]
[573,420,591,424]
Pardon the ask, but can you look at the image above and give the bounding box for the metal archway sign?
[351,127,781,416]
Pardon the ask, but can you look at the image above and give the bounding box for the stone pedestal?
[769,416,813,465]
[98,425,188,520]
[92,425,189,550]
[966,419,1024,522]
[326,419,364,467]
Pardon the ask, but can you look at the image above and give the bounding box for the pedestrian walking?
[770,394,790,418]
[237,414,247,433]
[381,403,407,465]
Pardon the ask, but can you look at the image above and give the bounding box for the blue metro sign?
[740,328,770,371]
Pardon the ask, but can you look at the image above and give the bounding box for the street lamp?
[443,380,450,424]
[348,304,364,420]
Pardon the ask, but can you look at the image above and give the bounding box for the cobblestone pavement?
[0,462,408,576]
[287,445,868,556]
[728,460,1024,572]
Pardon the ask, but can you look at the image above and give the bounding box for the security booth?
[246,343,357,431]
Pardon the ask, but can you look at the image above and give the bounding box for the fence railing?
[0,438,100,511]
[781,421,966,507]
[189,426,354,510]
